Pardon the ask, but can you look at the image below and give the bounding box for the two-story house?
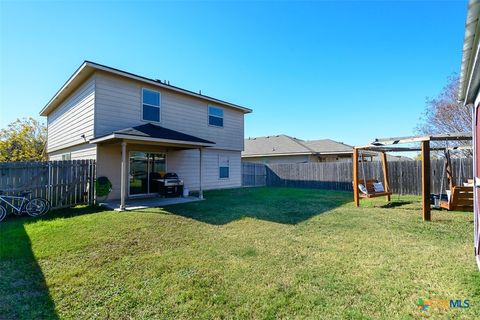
[40,61,252,209]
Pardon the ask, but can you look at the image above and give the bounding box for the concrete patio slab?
[99,196,203,211]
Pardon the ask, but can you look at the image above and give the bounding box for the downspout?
[470,102,479,266]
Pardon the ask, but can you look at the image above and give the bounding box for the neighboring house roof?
[90,123,215,147]
[242,135,356,157]
[302,139,353,155]
[375,154,414,162]
[387,155,414,161]
[459,0,480,104]
[40,61,253,116]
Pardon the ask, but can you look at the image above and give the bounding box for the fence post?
[89,160,95,205]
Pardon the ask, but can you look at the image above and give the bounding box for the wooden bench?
[440,186,473,211]
[353,179,392,199]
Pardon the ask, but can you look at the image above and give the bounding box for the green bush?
[95,177,112,197]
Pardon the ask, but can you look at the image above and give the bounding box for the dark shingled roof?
[109,123,215,145]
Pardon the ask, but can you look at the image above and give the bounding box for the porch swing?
[353,150,392,199]
[437,150,473,211]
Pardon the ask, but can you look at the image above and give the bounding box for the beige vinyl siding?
[48,143,97,161]
[168,149,241,191]
[94,72,244,151]
[94,73,141,136]
[47,76,95,152]
[96,144,121,198]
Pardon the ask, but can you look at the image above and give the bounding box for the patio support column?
[199,147,204,199]
[120,141,127,211]
[421,141,431,221]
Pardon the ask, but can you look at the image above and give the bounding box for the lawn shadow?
[141,187,352,225]
[0,219,59,319]
[0,205,106,319]
[379,201,414,209]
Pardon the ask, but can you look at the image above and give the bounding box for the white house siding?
[48,143,97,161]
[47,76,95,153]
[96,144,241,200]
[94,72,244,151]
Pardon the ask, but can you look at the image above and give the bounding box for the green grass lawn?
[1,187,479,319]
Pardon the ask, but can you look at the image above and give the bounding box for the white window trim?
[208,105,224,128]
[218,155,230,180]
[61,153,71,160]
[142,88,161,123]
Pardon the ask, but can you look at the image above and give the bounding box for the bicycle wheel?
[42,199,51,215]
[26,198,47,217]
[0,206,6,222]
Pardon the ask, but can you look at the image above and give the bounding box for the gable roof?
[40,61,253,116]
[90,123,215,147]
[242,135,355,157]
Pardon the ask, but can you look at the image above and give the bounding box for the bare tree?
[417,73,472,157]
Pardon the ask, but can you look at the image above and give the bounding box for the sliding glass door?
[129,152,166,196]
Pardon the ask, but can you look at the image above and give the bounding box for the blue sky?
[0,0,468,146]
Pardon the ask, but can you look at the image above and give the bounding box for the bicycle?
[0,190,50,222]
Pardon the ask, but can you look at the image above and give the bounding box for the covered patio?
[90,123,215,211]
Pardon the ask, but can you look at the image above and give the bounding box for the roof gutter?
[459,0,480,104]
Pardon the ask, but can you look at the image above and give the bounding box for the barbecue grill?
[156,172,184,197]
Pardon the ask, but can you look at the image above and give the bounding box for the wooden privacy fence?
[243,158,473,195]
[0,160,95,210]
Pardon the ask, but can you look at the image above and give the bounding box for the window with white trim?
[61,153,71,160]
[142,88,161,122]
[208,105,224,127]
[219,155,229,179]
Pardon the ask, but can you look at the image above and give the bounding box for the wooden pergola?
[354,132,472,221]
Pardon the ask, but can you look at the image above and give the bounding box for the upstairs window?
[142,88,161,122]
[208,106,224,127]
[219,155,229,179]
